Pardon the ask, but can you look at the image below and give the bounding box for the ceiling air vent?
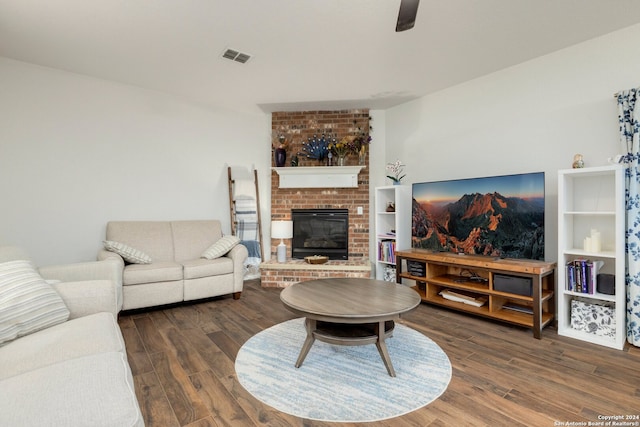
[222,48,251,64]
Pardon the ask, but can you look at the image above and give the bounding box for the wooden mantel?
[271,166,364,188]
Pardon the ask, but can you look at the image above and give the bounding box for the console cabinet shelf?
[395,249,556,338]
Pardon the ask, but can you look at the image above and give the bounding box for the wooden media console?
[395,249,556,339]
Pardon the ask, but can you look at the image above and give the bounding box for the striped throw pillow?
[201,236,241,260]
[0,260,70,345]
[103,240,152,264]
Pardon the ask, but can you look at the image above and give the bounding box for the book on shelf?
[565,259,604,294]
[378,239,396,264]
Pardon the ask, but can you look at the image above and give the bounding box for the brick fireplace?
[261,109,372,287]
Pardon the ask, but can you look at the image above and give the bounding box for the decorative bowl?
[305,255,329,264]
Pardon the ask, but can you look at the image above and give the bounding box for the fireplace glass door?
[291,209,348,260]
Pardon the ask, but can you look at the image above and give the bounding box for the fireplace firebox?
[291,209,349,260]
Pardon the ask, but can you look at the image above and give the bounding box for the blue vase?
[274,148,286,167]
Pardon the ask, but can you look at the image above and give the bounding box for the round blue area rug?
[235,318,452,423]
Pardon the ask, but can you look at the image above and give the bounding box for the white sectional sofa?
[0,246,143,427]
[100,220,248,311]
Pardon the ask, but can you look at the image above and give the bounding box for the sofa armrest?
[227,243,249,266]
[51,280,119,319]
[39,257,124,312]
[98,249,125,266]
[226,243,249,292]
[39,257,123,285]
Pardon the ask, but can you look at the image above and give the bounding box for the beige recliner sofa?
[0,246,143,427]
[100,220,248,311]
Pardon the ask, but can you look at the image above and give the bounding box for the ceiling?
[2,0,640,114]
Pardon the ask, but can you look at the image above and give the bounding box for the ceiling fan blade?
[396,0,420,32]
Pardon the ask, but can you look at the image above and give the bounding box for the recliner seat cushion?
[0,352,143,427]
[123,261,183,286]
[183,258,233,280]
[0,312,125,380]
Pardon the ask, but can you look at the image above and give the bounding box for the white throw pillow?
[0,260,70,345]
[201,236,241,260]
[103,240,152,264]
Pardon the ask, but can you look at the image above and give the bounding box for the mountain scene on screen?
[412,192,544,260]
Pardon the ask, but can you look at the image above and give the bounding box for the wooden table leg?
[295,318,316,368]
[375,320,396,377]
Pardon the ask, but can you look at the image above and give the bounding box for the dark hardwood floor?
[118,279,640,427]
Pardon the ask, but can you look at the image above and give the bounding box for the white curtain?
[617,88,640,346]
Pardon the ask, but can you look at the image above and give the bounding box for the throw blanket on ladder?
[232,176,261,279]
[235,198,259,241]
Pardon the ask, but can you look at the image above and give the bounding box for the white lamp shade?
[272,220,293,263]
[271,220,293,239]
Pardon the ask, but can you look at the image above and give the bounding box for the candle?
[591,231,601,252]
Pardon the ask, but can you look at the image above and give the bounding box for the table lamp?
[271,220,293,263]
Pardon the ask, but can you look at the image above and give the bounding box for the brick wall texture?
[260,266,372,288]
[270,110,370,260]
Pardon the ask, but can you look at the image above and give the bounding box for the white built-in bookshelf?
[374,185,411,281]
[557,165,626,349]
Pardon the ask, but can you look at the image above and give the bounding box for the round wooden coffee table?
[280,277,421,377]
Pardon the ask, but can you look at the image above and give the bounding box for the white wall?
[384,23,640,262]
[4,23,639,266]
[0,58,270,266]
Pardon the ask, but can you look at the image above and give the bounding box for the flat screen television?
[411,172,545,260]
